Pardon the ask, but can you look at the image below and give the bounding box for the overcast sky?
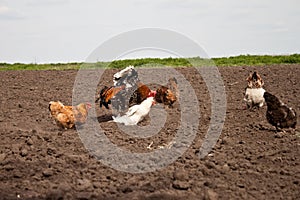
[0,0,299,63]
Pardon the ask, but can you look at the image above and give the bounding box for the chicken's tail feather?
[99,85,125,109]
[99,86,112,109]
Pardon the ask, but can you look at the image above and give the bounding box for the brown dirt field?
[0,65,299,200]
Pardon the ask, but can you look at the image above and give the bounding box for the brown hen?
[49,101,91,129]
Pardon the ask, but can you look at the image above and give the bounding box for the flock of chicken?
[48,66,297,132]
[96,66,179,125]
[49,66,179,128]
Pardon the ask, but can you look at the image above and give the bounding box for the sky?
[0,0,299,63]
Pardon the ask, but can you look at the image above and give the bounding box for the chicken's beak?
[48,102,52,111]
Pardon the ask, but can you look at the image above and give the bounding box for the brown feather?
[246,71,264,88]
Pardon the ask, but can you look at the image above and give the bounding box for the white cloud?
[0,4,24,20]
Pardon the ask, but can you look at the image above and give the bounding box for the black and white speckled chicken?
[96,66,151,112]
[263,91,297,131]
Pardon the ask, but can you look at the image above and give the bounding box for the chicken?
[112,91,156,125]
[264,92,297,131]
[154,77,178,107]
[244,71,265,109]
[49,101,91,129]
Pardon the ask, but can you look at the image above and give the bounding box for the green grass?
[108,57,192,68]
[212,54,300,66]
[0,62,81,71]
[1,54,300,71]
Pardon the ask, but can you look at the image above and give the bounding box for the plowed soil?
[0,65,299,200]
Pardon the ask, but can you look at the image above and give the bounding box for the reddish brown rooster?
[154,77,179,107]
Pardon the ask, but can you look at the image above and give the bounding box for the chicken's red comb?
[147,90,157,98]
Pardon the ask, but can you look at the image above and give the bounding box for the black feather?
[252,71,257,81]
[264,92,297,129]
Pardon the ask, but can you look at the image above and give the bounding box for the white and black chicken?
[244,71,265,110]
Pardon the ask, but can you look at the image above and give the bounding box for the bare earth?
[0,65,299,200]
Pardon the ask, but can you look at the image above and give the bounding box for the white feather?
[113,97,154,125]
[244,87,265,108]
[112,114,135,125]
[113,65,134,86]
